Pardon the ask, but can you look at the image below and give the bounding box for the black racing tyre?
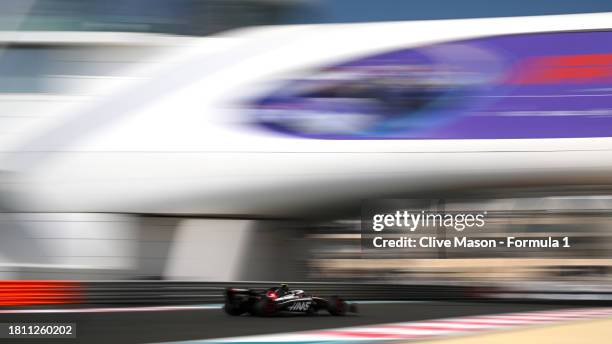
[327,296,347,316]
[224,302,245,316]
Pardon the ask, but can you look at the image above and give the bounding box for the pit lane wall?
[0,281,474,307]
[2,280,612,308]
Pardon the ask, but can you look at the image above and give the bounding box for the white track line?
[0,300,411,314]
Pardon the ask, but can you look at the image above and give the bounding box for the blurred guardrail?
[0,280,477,307]
[4,280,612,308]
[0,281,82,307]
[83,281,476,305]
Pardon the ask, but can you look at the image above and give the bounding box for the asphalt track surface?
[0,302,579,344]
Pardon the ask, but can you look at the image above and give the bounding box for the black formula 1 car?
[223,284,358,316]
